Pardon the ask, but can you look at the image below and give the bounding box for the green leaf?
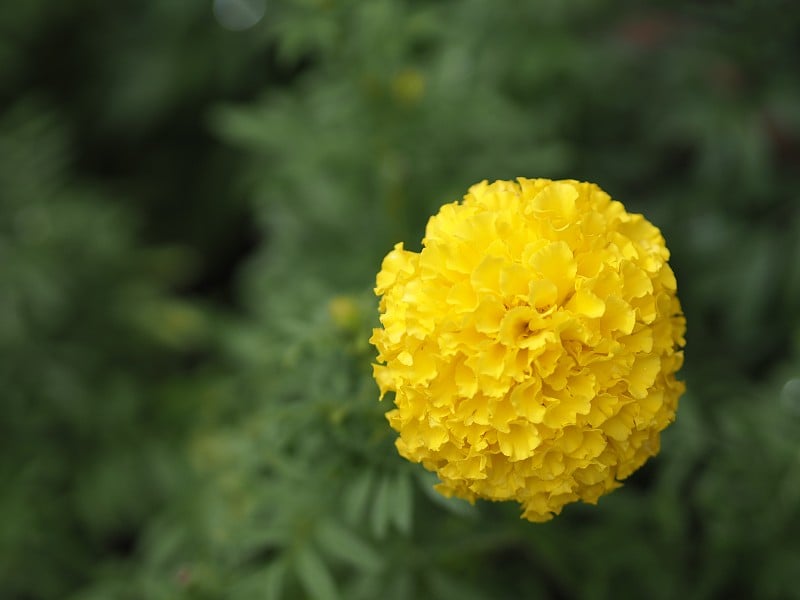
[371,474,392,538]
[231,558,289,600]
[294,545,339,600]
[343,469,374,525]
[389,471,413,534]
[315,519,383,572]
[263,558,289,600]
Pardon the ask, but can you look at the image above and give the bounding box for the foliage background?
[2,1,800,598]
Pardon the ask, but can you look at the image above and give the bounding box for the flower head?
[370,178,685,522]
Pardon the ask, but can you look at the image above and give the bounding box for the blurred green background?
[2,1,800,599]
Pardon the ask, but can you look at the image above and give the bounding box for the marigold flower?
[370,178,685,522]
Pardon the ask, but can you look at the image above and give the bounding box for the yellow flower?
[370,178,685,522]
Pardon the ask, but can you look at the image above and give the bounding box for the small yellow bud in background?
[391,68,425,106]
[329,295,360,330]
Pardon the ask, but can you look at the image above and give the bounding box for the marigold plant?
[370,178,686,522]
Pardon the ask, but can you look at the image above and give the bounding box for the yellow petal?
[500,264,532,301]
[498,306,536,346]
[510,379,546,423]
[527,181,578,225]
[375,242,416,293]
[497,424,541,461]
[530,241,577,304]
[528,279,558,311]
[470,255,504,294]
[601,295,636,334]
[626,355,661,399]
[473,299,505,335]
[454,360,478,397]
[567,288,606,318]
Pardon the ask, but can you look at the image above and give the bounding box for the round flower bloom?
[370,178,685,522]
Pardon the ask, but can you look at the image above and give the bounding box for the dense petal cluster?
[370,178,685,522]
